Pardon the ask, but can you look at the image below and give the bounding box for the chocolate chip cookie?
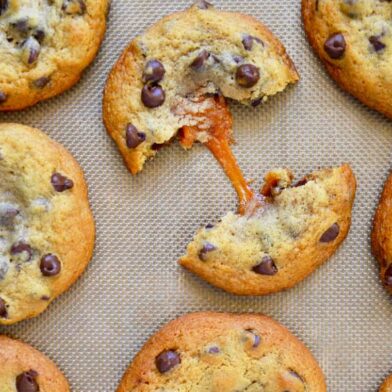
[103,1,298,175]
[0,0,108,111]
[380,374,392,392]
[0,123,95,324]
[180,165,356,295]
[372,172,392,294]
[0,335,70,391]
[117,312,326,392]
[302,0,392,119]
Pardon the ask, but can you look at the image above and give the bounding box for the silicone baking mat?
[0,1,391,391]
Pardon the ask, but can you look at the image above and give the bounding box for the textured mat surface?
[0,1,391,391]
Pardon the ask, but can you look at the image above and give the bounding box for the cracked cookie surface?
[180,165,356,295]
[0,123,95,324]
[0,0,108,111]
[372,172,392,294]
[117,312,326,392]
[302,0,392,119]
[0,335,70,392]
[103,1,298,174]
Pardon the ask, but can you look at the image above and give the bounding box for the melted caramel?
[179,94,261,214]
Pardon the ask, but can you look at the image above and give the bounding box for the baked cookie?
[0,0,108,111]
[302,0,392,119]
[103,0,298,175]
[0,123,95,324]
[117,312,326,392]
[371,172,392,294]
[380,374,392,392]
[180,165,356,295]
[0,335,70,392]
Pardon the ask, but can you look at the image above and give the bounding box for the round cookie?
[0,123,95,324]
[0,0,109,111]
[0,335,70,392]
[372,172,392,294]
[380,374,392,392]
[117,312,326,392]
[180,165,356,295]
[302,0,392,119]
[103,1,298,175]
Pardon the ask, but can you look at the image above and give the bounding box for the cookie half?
[117,312,326,392]
[302,0,392,119]
[0,0,109,111]
[0,123,95,324]
[371,172,392,294]
[103,1,298,175]
[180,165,356,295]
[0,335,69,392]
[380,374,392,392]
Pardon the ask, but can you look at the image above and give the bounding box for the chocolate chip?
[320,223,340,242]
[191,49,210,71]
[155,350,181,373]
[126,124,146,148]
[33,29,46,43]
[251,98,263,107]
[22,37,41,65]
[194,0,213,9]
[207,345,220,354]
[12,19,29,34]
[324,33,346,59]
[32,76,50,89]
[143,60,165,83]
[205,223,214,229]
[245,329,261,348]
[11,242,33,262]
[233,55,244,64]
[41,295,50,301]
[384,264,392,287]
[62,0,86,15]
[51,173,74,192]
[40,254,61,277]
[141,84,165,108]
[293,178,308,187]
[0,91,8,104]
[236,64,260,88]
[16,371,39,392]
[0,297,7,318]
[0,0,8,15]
[0,206,18,226]
[242,35,263,51]
[198,242,216,261]
[369,35,386,52]
[252,255,277,275]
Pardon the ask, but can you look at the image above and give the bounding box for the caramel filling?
[179,94,262,214]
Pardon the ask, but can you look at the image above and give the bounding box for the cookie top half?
[117,312,326,392]
[0,0,108,111]
[0,123,95,324]
[0,335,69,392]
[302,0,392,119]
[103,1,298,174]
[380,374,392,392]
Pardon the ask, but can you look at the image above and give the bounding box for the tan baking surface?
[0,1,391,391]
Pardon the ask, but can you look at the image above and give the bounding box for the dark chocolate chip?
[242,35,263,51]
[16,371,39,392]
[34,29,46,43]
[205,223,214,229]
[0,0,8,15]
[324,33,346,59]
[143,60,165,83]
[191,49,210,70]
[252,255,277,275]
[11,242,33,262]
[51,173,74,192]
[62,0,86,15]
[194,0,213,9]
[22,37,41,65]
[207,346,220,354]
[0,297,7,318]
[369,35,386,52]
[141,84,165,108]
[12,19,29,34]
[293,178,308,187]
[233,55,244,64]
[236,64,260,88]
[155,350,181,373]
[0,91,8,104]
[40,254,61,277]
[41,295,50,301]
[198,242,216,261]
[384,264,392,287]
[245,329,261,348]
[251,98,263,107]
[320,223,340,242]
[125,123,146,148]
[0,206,18,226]
[33,76,50,89]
